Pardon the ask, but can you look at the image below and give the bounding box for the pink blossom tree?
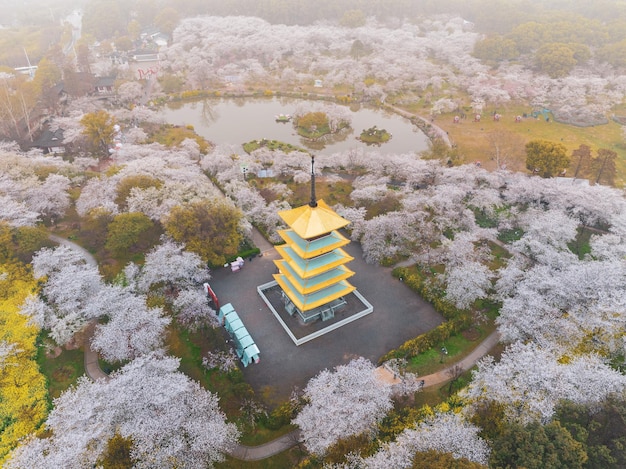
[293,357,393,456]
[6,354,239,468]
[30,246,103,345]
[86,285,171,362]
[466,342,626,424]
[362,412,490,468]
[129,238,210,294]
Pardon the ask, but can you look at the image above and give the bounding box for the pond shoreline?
[159,93,435,155]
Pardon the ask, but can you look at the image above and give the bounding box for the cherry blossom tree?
[75,145,221,223]
[29,246,103,345]
[159,14,626,121]
[75,176,120,217]
[0,195,40,227]
[202,349,239,373]
[361,412,490,468]
[22,174,71,219]
[292,357,393,456]
[6,354,239,469]
[127,238,210,294]
[0,150,75,225]
[444,261,493,309]
[509,208,579,261]
[501,173,625,228]
[465,341,626,424]
[590,233,626,261]
[85,285,171,362]
[172,288,219,331]
[495,257,626,354]
[117,81,144,105]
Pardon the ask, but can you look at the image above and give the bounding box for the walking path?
[48,235,110,381]
[49,234,501,461]
[224,330,501,461]
[228,430,302,461]
[383,103,452,146]
[420,330,500,388]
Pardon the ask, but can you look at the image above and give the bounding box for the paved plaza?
[208,240,444,404]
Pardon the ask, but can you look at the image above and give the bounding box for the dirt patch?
[52,365,76,382]
[46,346,63,358]
[462,327,481,341]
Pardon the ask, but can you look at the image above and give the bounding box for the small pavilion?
[273,156,356,323]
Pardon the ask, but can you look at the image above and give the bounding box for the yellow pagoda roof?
[278,200,350,239]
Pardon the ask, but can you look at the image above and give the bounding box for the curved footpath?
[50,234,500,461]
[48,235,110,382]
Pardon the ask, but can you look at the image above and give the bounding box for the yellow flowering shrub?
[0,261,48,465]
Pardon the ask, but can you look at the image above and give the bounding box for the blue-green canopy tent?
[218,303,260,367]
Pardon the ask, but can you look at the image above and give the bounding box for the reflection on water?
[299,126,352,151]
[200,100,219,127]
[160,97,430,155]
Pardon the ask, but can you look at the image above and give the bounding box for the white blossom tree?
[30,246,103,345]
[495,257,626,353]
[75,176,120,217]
[356,211,424,264]
[117,81,144,105]
[465,342,626,424]
[86,285,171,362]
[129,238,210,293]
[22,174,71,219]
[6,354,240,469]
[444,261,493,309]
[172,288,219,331]
[361,412,490,468]
[292,357,393,456]
[0,195,40,226]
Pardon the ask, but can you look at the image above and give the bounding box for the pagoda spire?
[309,155,317,208]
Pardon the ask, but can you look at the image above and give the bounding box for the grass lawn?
[37,346,85,400]
[242,139,306,154]
[248,173,353,207]
[486,240,512,271]
[406,325,494,377]
[411,369,476,408]
[287,177,353,207]
[411,340,506,410]
[433,104,626,187]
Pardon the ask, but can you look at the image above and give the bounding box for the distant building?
[14,66,37,79]
[129,50,160,62]
[140,28,169,48]
[94,76,115,94]
[31,128,65,155]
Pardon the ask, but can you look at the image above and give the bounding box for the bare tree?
[487,129,525,170]
[447,364,465,395]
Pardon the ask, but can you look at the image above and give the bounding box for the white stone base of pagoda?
[257,280,374,346]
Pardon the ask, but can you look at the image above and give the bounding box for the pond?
[160,97,430,155]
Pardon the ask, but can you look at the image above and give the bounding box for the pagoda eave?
[273,275,356,312]
[274,260,355,295]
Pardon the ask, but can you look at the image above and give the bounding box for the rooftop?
[278,199,350,239]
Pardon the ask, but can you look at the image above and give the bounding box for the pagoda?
[273,156,356,323]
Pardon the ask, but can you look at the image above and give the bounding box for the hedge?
[380,266,472,362]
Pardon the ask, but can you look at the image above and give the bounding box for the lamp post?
[440,346,448,363]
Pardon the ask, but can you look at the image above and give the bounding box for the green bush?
[225,247,261,264]
[498,228,524,244]
[260,400,298,430]
[382,267,473,362]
